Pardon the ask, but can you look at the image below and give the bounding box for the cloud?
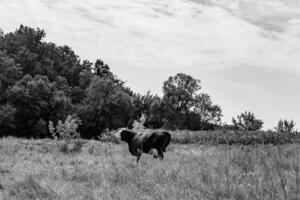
[1,0,300,129]
[1,0,300,74]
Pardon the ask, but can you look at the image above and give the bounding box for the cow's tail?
[162,131,171,152]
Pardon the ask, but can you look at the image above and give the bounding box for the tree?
[0,26,122,137]
[78,76,134,138]
[8,75,70,137]
[0,104,16,136]
[275,119,296,133]
[162,73,222,130]
[193,93,222,126]
[93,59,112,78]
[232,111,263,131]
[163,73,201,129]
[0,25,226,137]
[132,91,165,129]
[0,51,22,103]
[0,25,45,76]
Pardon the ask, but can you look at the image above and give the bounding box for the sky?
[1,0,300,129]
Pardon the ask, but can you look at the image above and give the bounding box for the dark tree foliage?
[0,104,16,136]
[0,25,224,138]
[0,51,22,103]
[275,119,296,133]
[162,73,222,130]
[132,91,165,129]
[8,75,70,137]
[77,76,134,138]
[232,111,264,131]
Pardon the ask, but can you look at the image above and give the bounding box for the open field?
[0,137,299,200]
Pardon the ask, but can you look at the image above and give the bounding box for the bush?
[170,130,300,145]
[49,115,83,153]
[232,111,263,131]
[97,129,120,144]
[132,114,146,132]
[275,119,296,133]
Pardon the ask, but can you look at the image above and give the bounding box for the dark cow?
[115,128,171,163]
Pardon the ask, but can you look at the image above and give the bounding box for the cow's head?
[115,128,135,142]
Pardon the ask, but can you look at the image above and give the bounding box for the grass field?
[0,137,299,200]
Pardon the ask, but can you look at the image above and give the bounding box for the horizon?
[1,0,300,130]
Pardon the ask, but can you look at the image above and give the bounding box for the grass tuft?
[6,176,59,200]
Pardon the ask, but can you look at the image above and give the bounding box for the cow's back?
[148,131,171,152]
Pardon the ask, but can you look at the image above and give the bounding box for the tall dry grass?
[0,137,299,200]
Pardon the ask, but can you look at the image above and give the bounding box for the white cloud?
[1,0,300,73]
[1,0,300,129]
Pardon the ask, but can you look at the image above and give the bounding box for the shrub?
[49,115,83,153]
[132,114,146,132]
[275,119,296,133]
[170,130,300,145]
[232,111,263,131]
[97,129,120,144]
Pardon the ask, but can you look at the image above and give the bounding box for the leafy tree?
[0,51,22,103]
[0,25,226,137]
[78,76,134,138]
[93,59,112,78]
[232,111,263,131]
[275,119,296,133]
[131,91,165,128]
[162,73,222,130]
[163,73,201,129]
[1,25,85,89]
[163,73,200,111]
[0,25,45,76]
[192,93,222,127]
[8,75,70,137]
[0,104,16,136]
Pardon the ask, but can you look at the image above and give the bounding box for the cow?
[115,128,171,163]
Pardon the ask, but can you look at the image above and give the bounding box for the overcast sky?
[1,0,300,129]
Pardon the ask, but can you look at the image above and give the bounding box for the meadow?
[0,136,299,200]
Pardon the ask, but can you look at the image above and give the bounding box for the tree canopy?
[232,111,264,131]
[0,25,226,138]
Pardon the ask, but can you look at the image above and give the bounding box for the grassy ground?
[0,137,299,200]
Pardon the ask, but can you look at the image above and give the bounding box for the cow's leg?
[152,149,158,159]
[157,149,164,160]
[136,148,142,164]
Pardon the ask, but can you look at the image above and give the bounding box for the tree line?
[0,26,296,139]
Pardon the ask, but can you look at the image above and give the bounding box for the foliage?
[0,50,22,103]
[132,91,165,129]
[8,75,70,137]
[275,119,296,133]
[78,76,134,138]
[49,115,81,141]
[49,115,82,153]
[97,129,120,144]
[170,129,300,145]
[162,73,222,130]
[0,104,16,136]
[132,113,147,132]
[0,25,242,138]
[232,111,264,131]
